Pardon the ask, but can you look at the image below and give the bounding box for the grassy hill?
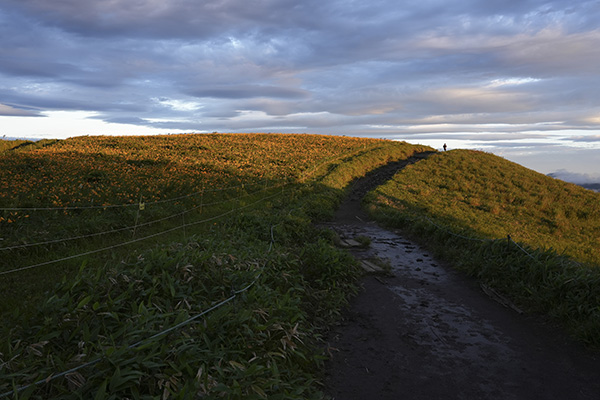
[2,137,599,398]
[365,149,600,346]
[0,133,431,399]
[0,138,30,151]
[0,138,58,153]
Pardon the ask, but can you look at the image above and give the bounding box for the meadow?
[365,149,600,346]
[0,134,400,311]
[0,133,430,399]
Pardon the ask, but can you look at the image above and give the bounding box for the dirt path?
[322,155,600,400]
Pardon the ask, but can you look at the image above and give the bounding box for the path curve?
[323,154,600,400]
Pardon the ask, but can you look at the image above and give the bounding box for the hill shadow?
[335,150,436,224]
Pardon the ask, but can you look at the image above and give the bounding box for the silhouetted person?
[443,143,447,151]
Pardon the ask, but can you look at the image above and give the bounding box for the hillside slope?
[365,149,600,345]
[367,149,600,266]
[325,159,600,399]
[0,133,432,399]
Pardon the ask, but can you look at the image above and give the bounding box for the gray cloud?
[0,0,322,39]
[187,85,309,100]
[549,169,600,185]
[0,103,42,117]
[567,135,600,142]
[2,0,600,152]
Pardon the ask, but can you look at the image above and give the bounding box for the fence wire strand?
[0,221,278,398]
[0,186,285,276]
[0,144,387,396]
[0,184,274,252]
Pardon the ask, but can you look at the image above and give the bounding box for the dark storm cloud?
[2,0,600,141]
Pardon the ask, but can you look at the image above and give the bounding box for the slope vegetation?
[365,149,600,346]
[0,133,431,399]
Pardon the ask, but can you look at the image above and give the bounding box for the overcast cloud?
[1,0,600,180]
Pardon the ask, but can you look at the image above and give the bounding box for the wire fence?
[506,235,539,261]
[0,145,363,260]
[0,162,294,396]
[0,224,278,398]
[0,143,398,397]
[0,183,276,252]
[1,147,562,282]
[0,145,374,277]
[0,185,286,276]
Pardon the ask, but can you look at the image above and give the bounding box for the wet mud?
[322,157,600,400]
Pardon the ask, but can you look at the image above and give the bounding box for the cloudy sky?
[1,0,600,182]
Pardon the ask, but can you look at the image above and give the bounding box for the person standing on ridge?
[443,143,447,151]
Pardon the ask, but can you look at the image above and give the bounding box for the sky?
[1,0,600,183]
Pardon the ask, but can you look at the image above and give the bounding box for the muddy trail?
[322,153,600,400]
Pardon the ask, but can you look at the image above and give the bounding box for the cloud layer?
[2,0,600,176]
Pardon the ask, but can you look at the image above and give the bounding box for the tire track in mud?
[323,153,600,400]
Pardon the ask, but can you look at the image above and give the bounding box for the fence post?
[133,194,144,238]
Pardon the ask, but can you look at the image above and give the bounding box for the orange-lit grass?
[0,133,430,315]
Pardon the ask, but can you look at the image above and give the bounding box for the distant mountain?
[580,183,600,192]
[547,171,600,193]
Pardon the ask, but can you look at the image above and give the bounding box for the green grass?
[0,138,59,152]
[2,198,354,399]
[0,134,431,399]
[0,139,30,152]
[365,149,600,347]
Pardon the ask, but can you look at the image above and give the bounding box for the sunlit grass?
[0,133,431,399]
[367,149,600,265]
[365,149,600,346]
